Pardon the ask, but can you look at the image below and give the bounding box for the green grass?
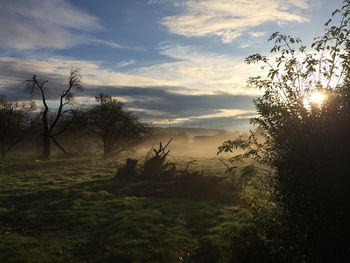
[0,154,268,262]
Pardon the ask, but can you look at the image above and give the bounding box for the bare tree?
[0,96,36,157]
[26,68,82,159]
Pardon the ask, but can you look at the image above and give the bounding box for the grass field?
[0,154,269,263]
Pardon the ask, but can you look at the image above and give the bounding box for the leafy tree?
[219,1,350,261]
[0,97,36,157]
[87,93,145,158]
[26,68,82,159]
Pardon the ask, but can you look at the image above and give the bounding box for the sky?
[0,0,344,131]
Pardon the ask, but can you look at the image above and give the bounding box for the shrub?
[219,1,350,261]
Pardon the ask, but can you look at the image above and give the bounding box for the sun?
[309,91,326,105]
[304,91,327,109]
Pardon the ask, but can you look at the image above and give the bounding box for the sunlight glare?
[303,90,327,109]
[310,92,326,105]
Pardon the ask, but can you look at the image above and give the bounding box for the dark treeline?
[0,70,146,159]
[0,96,36,157]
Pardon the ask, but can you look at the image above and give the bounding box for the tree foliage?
[0,97,36,157]
[87,93,145,158]
[219,1,350,261]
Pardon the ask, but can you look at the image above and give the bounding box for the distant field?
[0,154,269,262]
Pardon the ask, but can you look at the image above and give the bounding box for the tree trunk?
[0,143,6,158]
[42,133,51,159]
[103,145,113,159]
[103,149,112,159]
[51,136,67,154]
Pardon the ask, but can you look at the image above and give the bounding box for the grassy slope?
[0,155,264,263]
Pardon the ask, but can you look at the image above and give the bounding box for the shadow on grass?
[0,157,98,175]
[0,156,272,262]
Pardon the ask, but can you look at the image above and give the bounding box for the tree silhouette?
[219,1,350,261]
[87,93,145,158]
[0,96,36,157]
[26,68,82,159]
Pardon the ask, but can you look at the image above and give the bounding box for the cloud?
[81,86,256,117]
[0,0,140,51]
[72,86,259,129]
[133,43,263,94]
[248,31,266,38]
[0,56,174,90]
[161,0,314,43]
[88,39,145,51]
[0,41,264,95]
[116,59,136,68]
[148,0,182,6]
[93,87,257,130]
[0,38,265,130]
[239,43,252,49]
[0,55,257,130]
